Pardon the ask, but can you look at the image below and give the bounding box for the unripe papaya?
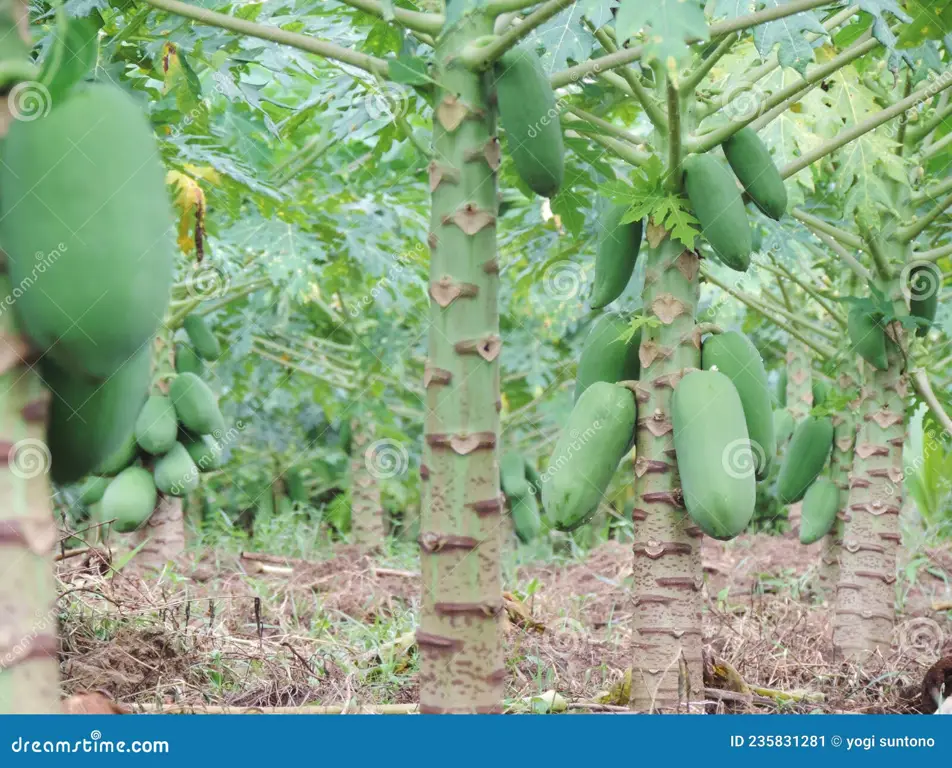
[773,408,795,448]
[169,373,225,435]
[135,395,179,455]
[682,153,752,271]
[183,314,221,360]
[183,433,224,472]
[101,466,157,534]
[153,442,199,496]
[494,48,564,198]
[0,84,174,378]
[78,475,110,505]
[701,331,775,479]
[500,452,530,499]
[45,345,152,484]
[908,263,940,337]
[722,127,788,220]
[799,478,840,545]
[542,382,636,531]
[777,416,834,504]
[175,343,206,376]
[847,306,887,370]
[775,369,787,407]
[591,205,643,309]
[511,491,541,544]
[95,431,138,476]
[523,460,543,499]
[574,313,641,401]
[672,371,756,540]
[812,379,828,407]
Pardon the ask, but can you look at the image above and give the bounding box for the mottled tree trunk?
[416,9,503,713]
[833,341,905,659]
[132,494,185,570]
[784,341,813,535]
[630,236,703,711]
[817,366,858,592]
[350,418,384,549]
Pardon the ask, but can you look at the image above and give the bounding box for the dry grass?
[56,534,952,714]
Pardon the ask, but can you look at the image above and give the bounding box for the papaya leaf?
[615,0,708,64]
[753,0,828,75]
[709,0,755,21]
[550,191,586,238]
[531,0,611,72]
[388,55,431,86]
[40,14,100,103]
[896,0,952,48]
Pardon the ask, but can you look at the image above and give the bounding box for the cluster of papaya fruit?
[493,48,563,199]
[76,314,226,537]
[0,82,176,488]
[684,127,788,271]
[499,452,543,542]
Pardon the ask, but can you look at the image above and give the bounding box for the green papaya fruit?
[100,466,157,534]
[682,153,752,272]
[542,382,636,532]
[701,331,776,480]
[500,452,530,499]
[183,314,221,360]
[722,127,788,220]
[153,442,199,496]
[494,47,564,198]
[78,475,111,505]
[286,468,308,503]
[169,373,225,435]
[135,395,179,455]
[95,431,138,476]
[777,416,834,504]
[847,306,887,370]
[175,343,206,376]
[523,460,543,499]
[574,313,641,401]
[908,263,940,337]
[812,379,829,407]
[672,370,756,540]
[776,369,787,407]
[591,205,643,309]
[0,83,174,378]
[773,409,795,449]
[799,478,840,545]
[45,345,152,484]
[183,433,224,472]
[511,491,541,544]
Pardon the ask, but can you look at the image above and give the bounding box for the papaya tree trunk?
[630,235,704,711]
[833,339,905,659]
[0,291,61,713]
[350,418,384,549]
[132,494,185,570]
[817,365,858,592]
[416,9,504,714]
[784,340,813,535]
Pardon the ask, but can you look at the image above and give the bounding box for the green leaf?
[896,0,952,48]
[379,0,395,21]
[709,0,755,21]
[615,0,708,64]
[531,0,611,72]
[753,0,828,75]
[550,191,586,237]
[40,14,101,102]
[388,54,430,85]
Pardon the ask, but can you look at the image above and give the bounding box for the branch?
[921,130,952,161]
[912,175,952,205]
[913,243,952,262]
[565,105,645,147]
[550,44,644,89]
[781,76,952,179]
[709,0,837,37]
[898,192,952,243]
[680,33,739,95]
[791,208,866,251]
[758,291,840,342]
[665,77,681,192]
[590,25,667,130]
[810,232,874,284]
[701,266,834,359]
[908,97,952,144]
[142,0,390,76]
[758,259,847,329]
[912,369,952,437]
[566,120,650,165]
[335,0,443,35]
[487,0,543,13]
[460,0,576,70]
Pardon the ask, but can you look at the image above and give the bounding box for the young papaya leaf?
[896,0,952,48]
[388,54,431,86]
[709,0,755,21]
[615,0,708,64]
[753,0,829,75]
[40,14,100,103]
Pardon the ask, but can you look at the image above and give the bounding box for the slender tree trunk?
[817,365,858,592]
[133,494,185,570]
[630,236,703,711]
[350,418,384,549]
[783,340,813,535]
[416,9,503,714]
